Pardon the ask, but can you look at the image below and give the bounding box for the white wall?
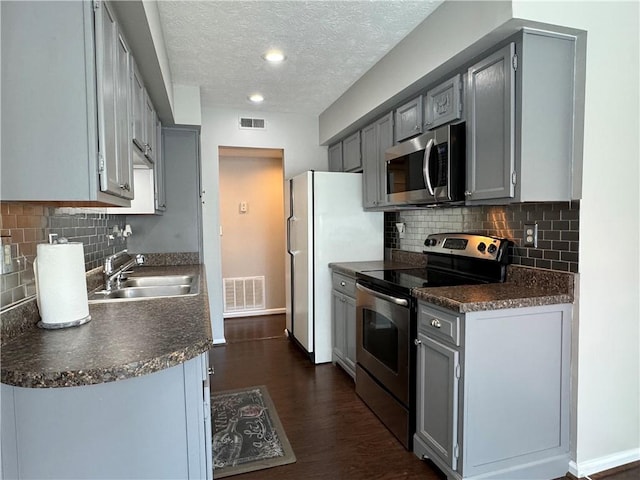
[200,108,326,343]
[510,1,640,475]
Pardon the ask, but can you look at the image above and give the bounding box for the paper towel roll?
[35,243,90,328]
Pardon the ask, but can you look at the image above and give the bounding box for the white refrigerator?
[285,171,383,364]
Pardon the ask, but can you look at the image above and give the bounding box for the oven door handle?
[356,283,409,307]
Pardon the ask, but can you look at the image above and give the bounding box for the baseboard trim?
[223,308,285,319]
[569,448,640,477]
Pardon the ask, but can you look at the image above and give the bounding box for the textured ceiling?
[157,0,443,115]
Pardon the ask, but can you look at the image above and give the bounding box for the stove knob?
[477,242,486,253]
[487,244,498,255]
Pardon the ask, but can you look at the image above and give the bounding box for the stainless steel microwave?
[385,123,465,206]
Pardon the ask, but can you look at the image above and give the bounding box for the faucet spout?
[103,251,145,291]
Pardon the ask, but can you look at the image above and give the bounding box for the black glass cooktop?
[357,268,485,293]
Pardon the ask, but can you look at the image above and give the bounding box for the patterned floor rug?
[211,385,296,478]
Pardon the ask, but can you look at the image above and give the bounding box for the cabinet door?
[344,294,357,373]
[466,43,516,202]
[342,131,362,172]
[144,92,156,162]
[155,121,167,212]
[425,74,463,130]
[332,291,347,362]
[361,122,378,208]
[395,96,423,142]
[376,112,393,206]
[328,143,343,172]
[116,32,133,199]
[416,333,460,471]
[95,0,121,197]
[131,62,146,152]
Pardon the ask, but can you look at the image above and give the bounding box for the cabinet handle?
[464,190,472,197]
[207,367,214,376]
[414,125,419,131]
[119,183,130,192]
[414,339,422,346]
[340,281,346,287]
[430,319,441,329]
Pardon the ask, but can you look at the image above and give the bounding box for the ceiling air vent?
[239,117,266,130]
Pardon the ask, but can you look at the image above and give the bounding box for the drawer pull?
[430,319,441,329]
[340,281,346,287]
[414,338,422,346]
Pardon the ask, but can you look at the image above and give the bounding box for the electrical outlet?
[523,223,538,248]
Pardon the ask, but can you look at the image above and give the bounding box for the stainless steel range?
[355,233,511,449]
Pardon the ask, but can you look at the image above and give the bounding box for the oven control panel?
[423,233,509,262]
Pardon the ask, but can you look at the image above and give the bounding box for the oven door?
[355,282,410,406]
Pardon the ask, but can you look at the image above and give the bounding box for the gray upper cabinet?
[115,31,134,200]
[395,96,423,142]
[424,74,463,130]
[96,1,133,200]
[144,91,157,163]
[362,112,393,209]
[155,121,167,212]
[328,142,343,172]
[466,43,516,202]
[342,131,362,172]
[131,62,146,154]
[466,30,576,204]
[0,0,131,205]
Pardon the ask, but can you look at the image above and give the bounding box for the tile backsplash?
[385,201,579,273]
[0,203,127,309]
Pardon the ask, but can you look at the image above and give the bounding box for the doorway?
[218,146,285,325]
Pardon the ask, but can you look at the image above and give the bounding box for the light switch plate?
[523,223,538,248]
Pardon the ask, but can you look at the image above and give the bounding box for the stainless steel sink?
[120,275,196,288]
[88,274,199,303]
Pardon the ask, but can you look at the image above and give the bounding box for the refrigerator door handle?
[287,216,294,255]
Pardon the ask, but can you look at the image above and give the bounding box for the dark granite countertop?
[329,260,421,277]
[413,265,574,312]
[0,265,213,388]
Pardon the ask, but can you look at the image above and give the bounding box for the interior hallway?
[210,315,639,480]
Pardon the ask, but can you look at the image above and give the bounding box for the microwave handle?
[422,138,435,196]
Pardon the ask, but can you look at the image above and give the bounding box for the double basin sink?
[88,274,199,303]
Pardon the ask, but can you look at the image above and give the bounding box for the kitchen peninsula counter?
[330,258,575,312]
[0,264,213,388]
[413,264,574,312]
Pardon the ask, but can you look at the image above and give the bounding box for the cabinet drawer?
[418,303,460,346]
[332,272,356,297]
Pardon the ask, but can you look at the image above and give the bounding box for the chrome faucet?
[103,250,145,291]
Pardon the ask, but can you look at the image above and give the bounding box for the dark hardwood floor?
[211,315,639,480]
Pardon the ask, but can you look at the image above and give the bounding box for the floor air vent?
[239,117,266,130]
[223,276,265,312]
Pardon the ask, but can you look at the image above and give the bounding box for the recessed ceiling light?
[248,93,264,104]
[263,50,286,63]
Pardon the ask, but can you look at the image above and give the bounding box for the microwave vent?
[239,117,266,130]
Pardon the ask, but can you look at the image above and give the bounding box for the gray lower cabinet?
[362,112,393,209]
[414,301,572,480]
[342,131,362,172]
[331,271,357,379]
[328,142,343,172]
[466,29,576,204]
[395,96,423,142]
[1,352,212,479]
[0,0,132,205]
